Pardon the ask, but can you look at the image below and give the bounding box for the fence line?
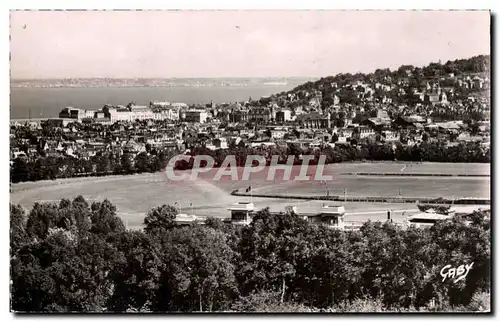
[341,172,489,178]
[231,190,490,205]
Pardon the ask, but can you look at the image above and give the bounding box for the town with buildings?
[10,56,491,179]
[10,56,491,228]
[9,10,492,314]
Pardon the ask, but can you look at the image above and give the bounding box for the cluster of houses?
[10,100,490,162]
[10,68,491,230]
[58,101,193,124]
[10,118,183,161]
[10,68,491,163]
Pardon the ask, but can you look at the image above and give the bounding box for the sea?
[10,80,307,120]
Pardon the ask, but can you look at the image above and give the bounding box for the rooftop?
[228,202,255,211]
[174,213,207,223]
[408,212,450,222]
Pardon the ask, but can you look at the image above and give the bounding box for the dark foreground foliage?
[10,198,490,312]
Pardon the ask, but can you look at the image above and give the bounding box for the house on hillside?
[248,108,272,123]
[275,109,292,122]
[393,116,424,130]
[382,130,400,142]
[270,128,288,139]
[296,112,331,129]
[434,122,461,134]
[361,118,389,130]
[333,128,353,143]
[352,126,375,140]
[424,92,448,105]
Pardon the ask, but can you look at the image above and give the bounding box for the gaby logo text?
[440,262,474,283]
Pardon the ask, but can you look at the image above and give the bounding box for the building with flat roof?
[84,109,96,119]
[225,202,255,225]
[150,101,171,108]
[102,104,156,122]
[296,112,331,129]
[223,201,348,229]
[297,205,346,229]
[248,107,272,123]
[173,213,207,226]
[184,109,208,123]
[406,211,450,228]
[59,107,85,120]
[276,109,292,122]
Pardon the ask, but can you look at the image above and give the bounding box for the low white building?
[171,102,188,109]
[301,205,346,229]
[276,109,292,122]
[103,105,156,122]
[173,213,207,226]
[84,109,96,119]
[382,130,400,142]
[129,105,155,120]
[150,101,181,121]
[150,101,171,108]
[271,128,288,139]
[407,211,451,228]
[225,202,255,226]
[355,126,375,139]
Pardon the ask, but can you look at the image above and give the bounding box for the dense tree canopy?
[10,197,490,312]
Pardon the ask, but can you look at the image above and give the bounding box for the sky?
[10,10,491,79]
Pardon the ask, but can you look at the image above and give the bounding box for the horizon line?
[11,53,490,81]
[11,76,320,80]
[11,70,490,82]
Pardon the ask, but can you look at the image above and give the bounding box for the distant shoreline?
[10,83,300,119]
[10,77,316,89]
[10,84,292,89]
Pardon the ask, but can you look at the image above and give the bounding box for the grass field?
[253,176,489,198]
[10,162,490,230]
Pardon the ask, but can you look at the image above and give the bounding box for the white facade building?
[184,109,208,123]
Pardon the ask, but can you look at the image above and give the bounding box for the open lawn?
[253,176,489,199]
[10,162,490,230]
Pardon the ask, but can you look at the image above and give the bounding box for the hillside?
[255,55,490,111]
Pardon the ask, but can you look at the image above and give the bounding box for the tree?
[135,152,150,173]
[10,158,30,183]
[154,226,238,312]
[236,209,312,303]
[90,199,126,236]
[95,153,111,174]
[108,231,163,312]
[11,204,28,256]
[52,198,92,237]
[26,202,60,240]
[120,154,134,174]
[11,228,119,312]
[10,194,490,312]
[143,205,178,236]
[205,217,226,231]
[73,195,89,209]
